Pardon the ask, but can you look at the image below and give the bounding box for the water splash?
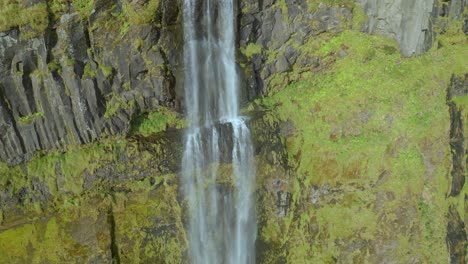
[181,0,257,263]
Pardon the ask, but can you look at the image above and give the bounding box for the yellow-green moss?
[71,0,95,20]
[103,93,135,119]
[114,183,186,263]
[19,111,44,125]
[240,43,262,59]
[256,29,467,261]
[133,37,144,51]
[0,1,48,38]
[100,64,113,79]
[83,63,97,79]
[122,0,161,26]
[129,107,185,137]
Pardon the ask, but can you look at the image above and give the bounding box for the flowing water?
[181,0,257,263]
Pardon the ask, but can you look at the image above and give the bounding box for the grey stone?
[355,0,436,57]
[0,0,180,165]
[274,55,291,73]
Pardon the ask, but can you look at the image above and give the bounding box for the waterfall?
[181,0,257,263]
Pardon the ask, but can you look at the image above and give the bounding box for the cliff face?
[355,0,436,56]
[446,74,468,263]
[0,0,464,164]
[0,0,467,263]
[0,0,181,165]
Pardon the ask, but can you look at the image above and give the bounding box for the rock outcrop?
[1,0,466,164]
[446,74,468,264]
[239,0,353,94]
[354,0,436,57]
[355,0,468,56]
[0,0,180,165]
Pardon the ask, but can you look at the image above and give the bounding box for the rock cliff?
[0,0,180,165]
[0,0,467,263]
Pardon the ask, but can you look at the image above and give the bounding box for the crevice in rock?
[446,205,467,263]
[446,74,467,197]
[445,74,468,263]
[0,85,26,160]
[21,71,38,114]
[158,48,176,107]
[44,1,59,65]
[107,207,120,264]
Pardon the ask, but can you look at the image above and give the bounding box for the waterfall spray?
[181,0,257,263]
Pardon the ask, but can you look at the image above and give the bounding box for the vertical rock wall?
[355,0,436,56]
[0,0,181,165]
[446,74,468,264]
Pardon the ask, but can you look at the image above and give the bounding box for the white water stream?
[181,0,257,263]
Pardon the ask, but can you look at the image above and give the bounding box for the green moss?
[256,29,467,261]
[100,64,113,79]
[120,21,131,36]
[71,0,95,20]
[122,81,131,91]
[240,43,262,59]
[103,93,134,119]
[133,37,144,51]
[129,108,185,137]
[351,4,368,29]
[65,58,76,67]
[50,0,69,20]
[122,0,160,26]
[277,0,289,20]
[19,111,44,125]
[47,58,61,73]
[83,63,97,79]
[0,1,48,38]
[0,222,35,262]
[307,0,355,12]
[115,182,186,263]
[452,95,468,108]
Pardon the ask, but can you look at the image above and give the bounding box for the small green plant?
[83,63,97,78]
[120,21,131,36]
[50,0,69,20]
[452,95,468,108]
[122,0,160,26]
[133,37,144,51]
[65,58,76,67]
[129,108,185,137]
[240,43,262,58]
[103,94,135,119]
[47,58,61,73]
[71,0,95,20]
[100,65,113,79]
[122,81,131,91]
[0,1,48,38]
[19,112,45,125]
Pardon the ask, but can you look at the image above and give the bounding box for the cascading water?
[181,0,257,263]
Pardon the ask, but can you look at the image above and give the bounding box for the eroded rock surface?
[0,0,180,165]
[355,0,436,56]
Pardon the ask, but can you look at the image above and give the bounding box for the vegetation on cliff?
[0,0,467,263]
[253,23,467,263]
